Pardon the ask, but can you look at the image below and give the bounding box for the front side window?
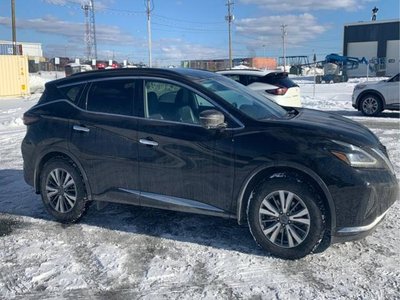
[86,80,135,116]
[197,75,288,120]
[388,74,399,82]
[144,80,216,124]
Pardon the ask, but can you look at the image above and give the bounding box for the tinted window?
[198,75,287,120]
[86,80,135,116]
[388,74,399,82]
[144,80,215,124]
[259,73,298,88]
[59,84,86,104]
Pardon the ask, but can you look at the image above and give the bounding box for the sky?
[0,0,399,66]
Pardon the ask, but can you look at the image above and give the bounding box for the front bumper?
[329,167,398,243]
[331,208,390,243]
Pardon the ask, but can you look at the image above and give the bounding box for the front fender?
[235,161,336,232]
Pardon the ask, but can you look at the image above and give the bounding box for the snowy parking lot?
[0,74,399,299]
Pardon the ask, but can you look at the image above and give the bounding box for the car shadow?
[0,169,265,256]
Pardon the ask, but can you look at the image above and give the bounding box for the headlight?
[371,148,396,174]
[330,140,378,168]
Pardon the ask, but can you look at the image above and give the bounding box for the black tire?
[40,158,88,223]
[360,94,383,116]
[315,76,322,84]
[247,178,324,259]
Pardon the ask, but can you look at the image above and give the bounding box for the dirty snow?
[0,73,399,299]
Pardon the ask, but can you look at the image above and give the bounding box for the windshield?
[197,75,288,120]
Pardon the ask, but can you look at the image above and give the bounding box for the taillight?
[23,113,40,125]
[266,87,288,95]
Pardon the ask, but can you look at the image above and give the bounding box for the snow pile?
[29,71,65,94]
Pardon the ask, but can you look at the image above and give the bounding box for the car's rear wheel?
[360,94,382,116]
[247,178,324,259]
[40,158,88,223]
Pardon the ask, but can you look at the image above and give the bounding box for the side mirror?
[199,109,226,130]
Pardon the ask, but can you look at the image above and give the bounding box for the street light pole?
[11,0,17,55]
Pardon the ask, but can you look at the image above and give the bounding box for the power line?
[152,14,225,25]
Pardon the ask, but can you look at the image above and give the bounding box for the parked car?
[64,63,92,77]
[95,60,107,69]
[217,69,302,107]
[352,73,400,116]
[22,68,398,259]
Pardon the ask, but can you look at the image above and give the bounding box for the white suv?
[217,69,302,107]
[352,73,400,116]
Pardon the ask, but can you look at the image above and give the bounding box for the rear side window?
[259,73,298,88]
[86,80,136,116]
[38,83,86,105]
[59,84,86,104]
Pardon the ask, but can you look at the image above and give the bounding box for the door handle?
[139,138,158,147]
[73,125,90,133]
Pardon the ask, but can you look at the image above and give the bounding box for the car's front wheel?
[247,177,325,259]
[360,94,382,116]
[40,158,88,223]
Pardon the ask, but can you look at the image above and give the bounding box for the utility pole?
[146,0,153,67]
[90,0,98,60]
[11,0,17,55]
[281,24,287,72]
[81,0,97,61]
[225,0,234,69]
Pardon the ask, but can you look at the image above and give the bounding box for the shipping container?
[0,55,29,97]
[0,43,23,55]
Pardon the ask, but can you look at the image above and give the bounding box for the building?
[181,57,277,71]
[343,19,400,77]
[0,40,45,72]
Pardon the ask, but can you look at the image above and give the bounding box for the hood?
[286,108,380,147]
[355,80,385,89]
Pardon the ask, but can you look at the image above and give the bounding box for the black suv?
[22,68,398,259]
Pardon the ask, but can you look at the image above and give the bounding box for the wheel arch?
[356,90,386,109]
[236,163,336,232]
[34,149,93,200]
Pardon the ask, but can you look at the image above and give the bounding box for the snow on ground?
[0,74,399,299]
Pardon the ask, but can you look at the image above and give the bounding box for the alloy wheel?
[258,190,310,248]
[361,97,379,115]
[45,168,77,213]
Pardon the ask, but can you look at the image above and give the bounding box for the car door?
[69,78,141,204]
[136,79,236,215]
[385,74,399,108]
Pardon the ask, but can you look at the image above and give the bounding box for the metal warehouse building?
[343,19,400,77]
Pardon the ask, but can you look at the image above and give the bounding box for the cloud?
[155,38,226,64]
[0,16,135,45]
[235,13,329,50]
[42,0,111,10]
[238,0,373,12]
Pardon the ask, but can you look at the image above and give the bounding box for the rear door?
[69,78,141,204]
